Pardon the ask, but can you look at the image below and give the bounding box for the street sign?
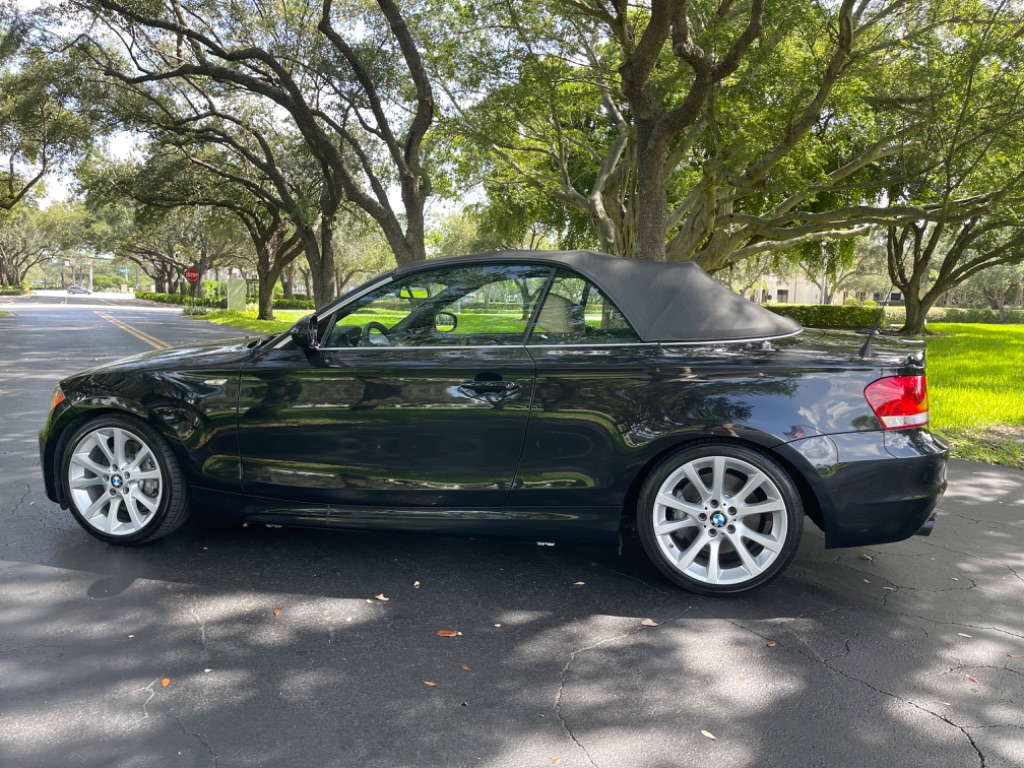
[185,267,201,283]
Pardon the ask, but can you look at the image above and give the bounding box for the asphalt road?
[1,293,1021,768]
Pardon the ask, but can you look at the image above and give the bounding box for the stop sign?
[185,267,201,283]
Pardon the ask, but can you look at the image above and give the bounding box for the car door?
[513,268,658,516]
[235,263,553,511]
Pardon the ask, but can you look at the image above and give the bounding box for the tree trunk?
[632,123,669,261]
[900,292,932,334]
[256,264,278,321]
[282,261,294,299]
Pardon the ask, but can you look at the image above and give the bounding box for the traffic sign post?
[185,268,200,310]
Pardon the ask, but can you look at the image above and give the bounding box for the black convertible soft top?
[389,250,801,343]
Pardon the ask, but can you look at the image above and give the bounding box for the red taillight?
[864,376,929,430]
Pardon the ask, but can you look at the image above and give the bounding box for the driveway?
[0,296,1021,768]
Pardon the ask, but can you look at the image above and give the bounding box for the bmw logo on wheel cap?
[111,475,123,489]
[711,512,727,528]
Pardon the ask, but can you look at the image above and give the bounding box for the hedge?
[762,303,885,329]
[914,306,1024,324]
[273,297,317,310]
[135,291,323,311]
[135,291,227,308]
[765,303,1024,328]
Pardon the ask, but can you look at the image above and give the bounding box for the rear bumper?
[781,428,948,549]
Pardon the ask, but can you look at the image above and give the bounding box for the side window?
[322,264,553,348]
[529,270,640,345]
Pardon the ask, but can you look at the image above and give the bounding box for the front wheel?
[637,443,803,595]
[61,414,191,544]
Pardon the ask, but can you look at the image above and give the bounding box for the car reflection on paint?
[38,250,947,595]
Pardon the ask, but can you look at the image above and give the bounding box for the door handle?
[458,378,522,401]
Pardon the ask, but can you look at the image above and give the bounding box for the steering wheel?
[360,321,392,347]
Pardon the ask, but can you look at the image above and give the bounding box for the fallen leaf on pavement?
[966,675,978,683]
[858,554,873,561]
[437,629,460,637]
[701,730,716,740]
[460,664,471,671]
[641,619,658,627]
[957,633,972,638]
[1008,654,1022,659]
[375,594,389,601]
[767,640,778,647]
[161,678,171,688]
[423,681,437,687]
[273,609,281,616]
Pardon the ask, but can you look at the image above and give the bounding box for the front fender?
[44,370,242,493]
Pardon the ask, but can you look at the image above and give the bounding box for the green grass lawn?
[198,311,1023,468]
[925,323,1024,468]
[200,310,308,335]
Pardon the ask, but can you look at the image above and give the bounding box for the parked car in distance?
[39,250,948,594]
[66,285,91,295]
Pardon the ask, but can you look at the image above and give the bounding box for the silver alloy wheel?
[652,455,789,586]
[66,425,165,536]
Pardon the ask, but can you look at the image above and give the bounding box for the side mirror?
[435,311,458,332]
[290,314,320,351]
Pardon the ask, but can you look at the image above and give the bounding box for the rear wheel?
[637,443,803,595]
[61,414,190,544]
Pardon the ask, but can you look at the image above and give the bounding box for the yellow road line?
[97,312,171,349]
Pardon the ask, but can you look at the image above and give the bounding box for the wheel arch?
[48,402,192,506]
[619,433,825,535]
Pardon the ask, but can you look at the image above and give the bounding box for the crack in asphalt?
[895,613,1024,642]
[9,482,32,516]
[173,715,219,767]
[555,604,695,768]
[133,680,158,721]
[188,595,209,658]
[715,618,989,767]
[813,641,984,767]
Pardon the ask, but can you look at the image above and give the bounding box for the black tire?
[61,413,191,545]
[637,442,803,595]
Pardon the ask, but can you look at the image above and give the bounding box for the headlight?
[50,385,66,410]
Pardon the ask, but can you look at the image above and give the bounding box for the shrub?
[273,297,317,310]
[135,291,228,308]
[764,303,885,329]
[933,307,1024,324]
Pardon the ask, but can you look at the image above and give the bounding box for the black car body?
[39,251,947,593]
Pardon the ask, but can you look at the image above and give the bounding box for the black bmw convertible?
[39,250,947,594]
